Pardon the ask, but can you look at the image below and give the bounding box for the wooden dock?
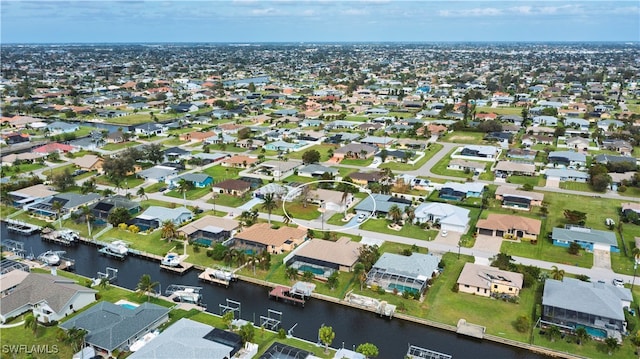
[41,229,79,246]
[268,285,306,306]
[198,268,237,287]
[97,246,127,260]
[160,262,193,275]
[4,219,41,235]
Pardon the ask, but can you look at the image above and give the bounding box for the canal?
[2,225,549,358]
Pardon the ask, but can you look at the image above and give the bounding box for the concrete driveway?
[593,249,612,269]
[473,234,504,254]
[545,177,560,189]
[433,230,462,247]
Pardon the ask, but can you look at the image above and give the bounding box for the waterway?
[2,225,549,358]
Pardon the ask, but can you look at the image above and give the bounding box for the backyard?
[379,143,444,171]
[287,144,338,162]
[203,165,242,181]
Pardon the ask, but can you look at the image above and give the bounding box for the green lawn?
[339,157,374,166]
[165,186,212,200]
[208,193,250,208]
[287,144,338,162]
[101,228,176,256]
[429,148,472,178]
[379,143,444,171]
[256,202,321,221]
[506,175,546,187]
[206,143,247,152]
[281,174,316,183]
[94,174,144,188]
[203,165,242,181]
[359,218,439,241]
[445,131,487,145]
[144,182,166,193]
[475,106,525,116]
[162,138,189,146]
[559,181,599,193]
[46,164,76,177]
[101,141,141,151]
[1,162,45,176]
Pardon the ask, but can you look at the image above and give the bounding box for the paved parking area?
[433,230,462,246]
[473,234,504,254]
[593,249,612,269]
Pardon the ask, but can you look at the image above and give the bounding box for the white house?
[413,202,470,233]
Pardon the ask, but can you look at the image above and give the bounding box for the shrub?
[402,291,410,299]
[193,245,201,253]
[118,223,128,230]
[618,185,627,193]
[377,286,386,295]
[128,224,139,233]
[514,315,529,333]
[278,328,286,339]
[206,249,214,257]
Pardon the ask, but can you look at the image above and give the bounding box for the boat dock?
[57,256,76,271]
[41,229,79,246]
[406,344,452,359]
[160,262,194,275]
[198,267,237,287]
[4,219,41,235]
[456,319,486,339]
[97,246,127,260]
[268,281,316,307]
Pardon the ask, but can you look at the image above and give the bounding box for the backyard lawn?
[359,218,439,241]
[287,144,338,162]
[101,141,141,151]
[339,157,374,166]
[165,186,211,201]
[256,201,321,221]
[443,131,487,145]
[379,143,444,171]
[208,193,250,208]
[203,165,242,181]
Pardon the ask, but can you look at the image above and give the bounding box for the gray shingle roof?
[176,173,211,183]
[543,278,632,321]
[60,301,170,352]
[372,253,441,281]
[552,226,617,246]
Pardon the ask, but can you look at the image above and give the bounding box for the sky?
[1,0,639,43]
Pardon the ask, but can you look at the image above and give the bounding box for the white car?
[612,278,625,288]
[356,214,367,223]
[441,230,448,237]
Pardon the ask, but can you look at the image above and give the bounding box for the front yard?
[359,218,439,241]
[379,143,444,171]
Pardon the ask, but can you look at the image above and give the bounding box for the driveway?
[433,230,462,247]
[545,177,560,189]
[473,235,504,254]
[593,249,612,269]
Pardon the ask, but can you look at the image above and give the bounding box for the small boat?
[105,240,129,256]
[171,288,201,304]
[57,229,79,242]
[161,252,181,267]
[38,251,61,266]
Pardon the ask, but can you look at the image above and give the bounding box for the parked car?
[356,214,367,223]
[441,230,448,237]
[612,278,625,288]
[158,187,167,192]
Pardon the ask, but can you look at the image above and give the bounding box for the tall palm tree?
[261,193,277,225]
[24,313,38,335]
[632,246,640,264]
[388,204,403,225]
[575,327,589,346]
[353,262,366,290]
[52,200,64,228]
[404,206,415,225]
[550,266,565,281]
[136,187,147,200]
[64,327,88,352]
[136,274,159,302]
[161,220,177,241]
[80,205,94,238]
[177,179,191,206]
[286,266,298,281]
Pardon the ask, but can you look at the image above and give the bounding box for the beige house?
[72,154,104,173]
[476,214,541,241]
[178,215,240,242]
[232,223,306,254]
[494,186,544,210]
[285,237,363,273]
[308,188,354,212]
[220,155,259,168]
[457,263,523,297]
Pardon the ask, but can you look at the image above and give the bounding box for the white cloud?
[439,7,503,17]
[341,8,369,16]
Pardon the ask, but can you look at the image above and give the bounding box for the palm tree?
[302,270,314,282]
[286,266,299,281]
[605,336,620,355]
[64,327,88,352]
[80,205,94,238]
[161,220,177,241]
[353,262,366,290]
[51,200,64,228]
[235,250,247,266]
[550,265,565,281]
[575,327,589,345]
[177,179,192,206]
[136,187,147,200]
[261,193,277,225]
[632,246,640,264]
[545,325,561,342]
[136,274,159,302]
[98,277,110,290]
[404,206,415,225]
[24,313,38,335]
[388,204,403,225]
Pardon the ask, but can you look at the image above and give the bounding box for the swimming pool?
[388,283,420,295]
[115,299,140,310]
[193,238,212,247]
[576,324,607,338]
[298,265,325,275]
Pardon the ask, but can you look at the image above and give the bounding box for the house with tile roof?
[134,206,193,230]
[476,214,541,241]
[285,237,364,274]
[71,154,104,173]
[211,179,251,196]
[230,223,306,254]
[0,273,97,323]
[33,142,75,154]
[178,215,240,244]
[60,301,170,358]
[457,263,524,298]
[439,182,485,201]
[494,186,544,210]
[413,202,470,234]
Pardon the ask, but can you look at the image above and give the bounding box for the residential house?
[366,253,441,295]
[106,130,127,143]
[220,155,258,168]
[360,136,395,148]
[621,202,640,217]
[0,273,97,324]
[413,202,470,233]
[333,143,377,161]
[179,131,216,142]
[476,214,541,241]
[167,173,213,188]
[354,193,411,218]
[8,184,58,208]
[285,237,364,274]
[255,160,302,180]
[545,168,589,183]
[601,139,634,156]
[127,318,243,359]
[1,152,44,166]
[134,206,194,230]
[26,193,101,220]
[46,121,79,134]
[308,188,354,212]
[349,171,384,186]
[72,154,104,173]
[163,147,192,163]
[564,137,591,152]
[458,145,499,160]
[494,186,544,211]
[597,119,624,131]
[138,165,179,183]
[211,179,251,196]
[264,140,307,152]
[547,151,587,168]
[521,135,553,148]
[33,142,75,155]
[60,302,170,358]
[564,118,590,131]
[439,182,485,201]
[484,132,513,143]
[1,132,30,145]
[552,225,619,252]
[324,133,362,144]
[457,263,524,298]
[494,161,536,177]
[133,122,166,136]
[235,138,264,150]
[532,116,558,127]
[297,164,338,178]
[230,223,306,254]
[447,159,486,174]
[0,265,30,297]
[178,215,240,245]
[542,278,632,339]
[91,195,141,222]
[507,148,537,161]
[594,154,637,167]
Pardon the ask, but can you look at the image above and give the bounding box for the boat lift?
[219,298,241,318]
[259,309,282,331]
[165,284,202,296]
[0,239,26,258]
[406,344,452,359]
[97,267,118,282]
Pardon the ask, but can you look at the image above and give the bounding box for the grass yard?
[256,201,321,221]
[379,143,444,171]
[162,137,189,146]
[203,165,242,181]
[101,141,141,151]
[339,157,374,166]
[206,143,247,152]
[281,174,316,183]
[165,186,211,200]
[94,174,144,188]
[144,182,166,193]
[46,163,76,177]
[506,175,546,187]
[359,218,439,241]
[1,162,45,176]
[475,106,525,116]
[287,144,338,162]
[101,227,177,256]
[429,149,472,178]
[425,253,536,342]
[208,193,250,208]
[444,131,487,145]
[559,181,599,193]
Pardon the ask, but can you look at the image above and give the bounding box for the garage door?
[593,243,610,252]
[442,223,466,234]
[478,228,494,236]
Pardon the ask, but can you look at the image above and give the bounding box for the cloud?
[439,7,503,17]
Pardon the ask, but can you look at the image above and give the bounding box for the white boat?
[161,252,181,267]
[171,288,201,304]
[38,251,61,265]
[57,229,80,242]
[105,240,129,256]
